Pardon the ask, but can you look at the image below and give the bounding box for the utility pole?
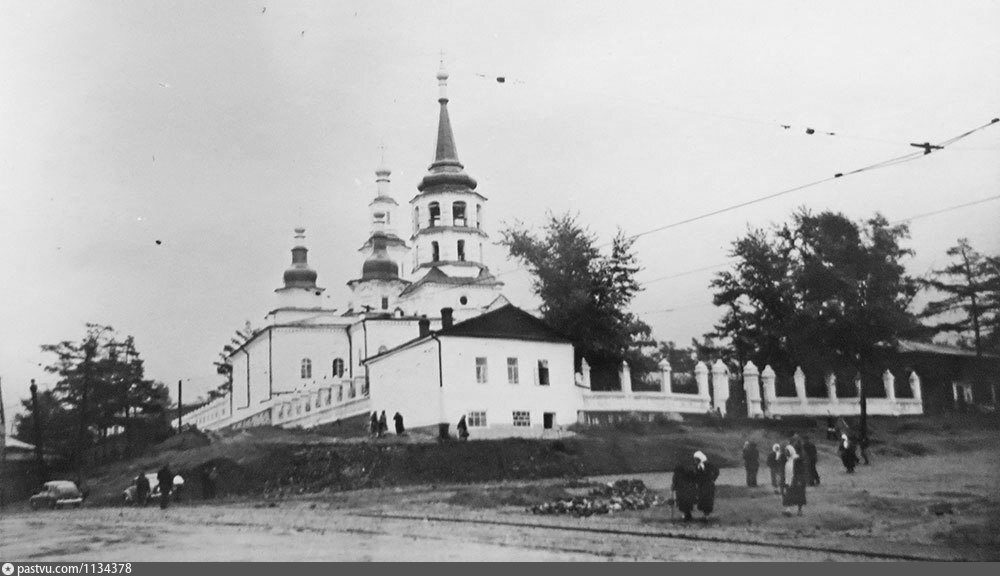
[1,376,7,510]
[177,379,183,433]
[76,340,95,482]
[30,379,46,483]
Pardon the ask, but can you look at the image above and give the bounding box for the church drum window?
[431,241,440,262]
[332,358,345,378]
[429,202,441,227]
[301,358,312,379]
[452,201,467,227]
[457,240,465,262]
[476,204,482,229]
[414,206,420,233]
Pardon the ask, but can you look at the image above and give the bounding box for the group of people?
[670,451,720,521]
[741,435,817,517]
[133,465,182,509]
[370,411,406,437]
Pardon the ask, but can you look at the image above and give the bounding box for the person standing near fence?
[767,443,784,494]
[742,440,759,487]
[693,451,719,519]
[157,465,174,510]
[782,444,807,516]
[803,435,820,486]
[839,433,858,473]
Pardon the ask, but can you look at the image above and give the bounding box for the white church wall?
[367,340,443,428]
[401,284,503,323]
[268,325,351,393]
[439,337,579,434]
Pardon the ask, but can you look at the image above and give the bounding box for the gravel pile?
[530,479,663,516]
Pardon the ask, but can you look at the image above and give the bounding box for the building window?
[386,211,390,225]
[476,204,482,229]
[431,241,440,262]
[381,296,389,310]
[538,360,550,386]
[301,358,312,379]
[507,357,519,384]
[429,202,441,227]
[475,357,488,383]
[337,386,344,402]
[468,411,487,427]
[460,296,468,305]
[332,358,345,378]
[513,411,531,427]
[479,243,483,263]
[457,240,465,262]
[453,201,467,226]
[414,206,420,233]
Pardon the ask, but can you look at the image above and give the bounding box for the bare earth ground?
[2,428,998,562]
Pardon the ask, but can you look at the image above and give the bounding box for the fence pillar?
[826,372,838,403]
[882,369,896,401]
[711,360,729,416]
[658,359,672,393]
[909,371,922,403]
[581,358,592,389]
[761,365,776,417]
[694,361,710,400]
[794,366,807,405]
[620,360,632,393]
[743,361,763,418]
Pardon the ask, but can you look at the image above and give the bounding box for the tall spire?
[419,60,477,192]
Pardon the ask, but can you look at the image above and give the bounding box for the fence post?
[909,371,922,403]
[794,366,807,405]
[743,361,762,418]
[695,362,710,400]
[658,359,672,393]
[826,372,838,403]
[711,360,729,416]
[620,360,632,393]
[883,369,896,401]
[761,365,776,417]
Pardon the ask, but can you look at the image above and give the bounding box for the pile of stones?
[530,479,663,517]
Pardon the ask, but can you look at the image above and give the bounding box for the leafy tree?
[921,238,1000,356]
[31,324,172,463]
[13,389,75,457]
[208,321,255,401]
[500,213,654,387]
[710,209,921,378]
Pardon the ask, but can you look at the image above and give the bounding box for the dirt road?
[3,430,997,561]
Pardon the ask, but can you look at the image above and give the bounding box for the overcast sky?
[2,0,998,425]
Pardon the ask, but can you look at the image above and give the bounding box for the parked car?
[29,480,84,510]
[122,473,160,504]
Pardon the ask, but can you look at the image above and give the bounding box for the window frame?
[300,358,312,379]
[475,357,488,383]
[467,411,487,427]
[512,410,531,427]
[537,359,550,386]
[507,357,519,384]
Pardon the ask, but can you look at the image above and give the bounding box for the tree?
[500,213,654,387]
[13,389,75,457]
[710,209,921,378]
[921,238,1000,356]
[208,321,255,401]
[29,324,172,464]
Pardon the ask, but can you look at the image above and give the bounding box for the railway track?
[353,511,964,561]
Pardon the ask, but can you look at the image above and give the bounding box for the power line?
[892,195,1000,225]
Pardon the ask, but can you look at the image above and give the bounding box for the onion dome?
[282,228,319,289]
[360,233,400,281]
[418,63,478,192]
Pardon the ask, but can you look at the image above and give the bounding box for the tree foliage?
[15,324,172,459]
[921,238,1000,355]
[499,213,654,384]
[709,209,921,374]
[208,320,255,401]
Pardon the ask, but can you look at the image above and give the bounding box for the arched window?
[476,204,482,229]
[332,358,345,378]
[429,202,441,227]
[479,243,484,263]
[300,358,312,379]
[414,206,420,233]
[457,240,466,261]
[453,201,467,227]
[386,211,390,225]
[431,241,440,261]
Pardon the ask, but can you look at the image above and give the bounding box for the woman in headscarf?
[742,440,759,487]
[766,443,784,494]
[782,444,807,516]
[838,433,858,473]
[692,451,720,519]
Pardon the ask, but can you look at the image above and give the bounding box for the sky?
[2,0,999,428]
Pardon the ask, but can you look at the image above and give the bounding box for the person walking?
[838,433,858,473]
[782,444,807,516]
[378,411,388,437]
[692,451,720,519]
[135,472,150,506]
[201,465,218,500]
[671,462,698,522]
[742,440,760,487]
[369,411,379,437]
[393,412,405,435]
[767,443,784,494]
[803,435,820,486]
[156,465,174,510]
[857,433,871,465]
[457,415,469,440]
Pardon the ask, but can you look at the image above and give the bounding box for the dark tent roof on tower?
[417,63,478,192]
